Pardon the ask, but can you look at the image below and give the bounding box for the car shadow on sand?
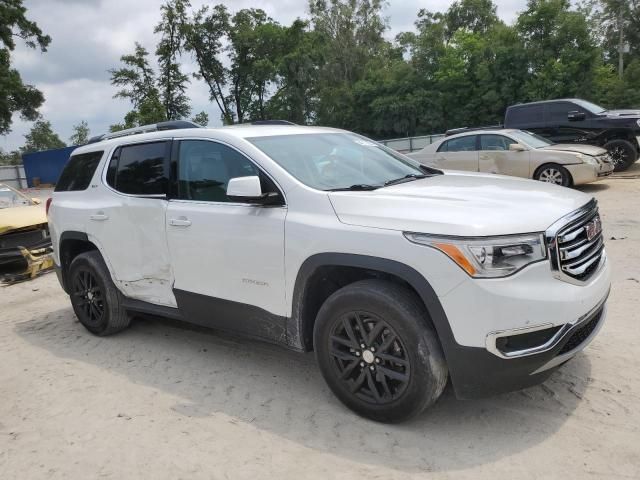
[15,308,592,473]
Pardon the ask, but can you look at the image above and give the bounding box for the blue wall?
[22,146,78,187]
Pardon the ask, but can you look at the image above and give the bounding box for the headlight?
[404,232,547,278]
[582,155,598,165]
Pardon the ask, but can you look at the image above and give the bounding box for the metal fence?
[379,134,445,153]
[0,165,27,189]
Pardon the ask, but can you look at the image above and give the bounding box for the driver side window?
[479,135,512,151]
[176,140,280,203]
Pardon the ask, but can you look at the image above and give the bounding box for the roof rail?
[88,120,201,144]
[444,124,504,136]
[249,120,296,125]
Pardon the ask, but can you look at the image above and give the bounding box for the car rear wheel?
[534,164,572,186]
[68,251,130,336]
[314,279,448,423]
[604,139,637,172]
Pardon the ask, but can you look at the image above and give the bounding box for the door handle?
[90,213,108,221]
[169,217,192,227]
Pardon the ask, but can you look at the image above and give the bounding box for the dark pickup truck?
[504,99,640,171]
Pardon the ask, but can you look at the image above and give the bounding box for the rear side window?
[439,135,477,152]
[55,151,103,192]
[106,142,168,195]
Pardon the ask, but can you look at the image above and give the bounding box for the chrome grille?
[554,206,604,282]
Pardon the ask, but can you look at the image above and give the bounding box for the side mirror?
[31,198,42,205]
[568,111,586,122]
[509,143,526,152]
[226,176,279,205]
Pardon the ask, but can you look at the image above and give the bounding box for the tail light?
[45,197,52,216]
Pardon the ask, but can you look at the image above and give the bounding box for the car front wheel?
[534,164,572,186]
[314,279,448,423]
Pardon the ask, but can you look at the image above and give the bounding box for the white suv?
[48,122,611,422]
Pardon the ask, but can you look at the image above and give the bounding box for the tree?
[191,111,209,126]
[227,9,284,122]
[0,149,21,166]
[0,0,51,135]
[444,0,501,38]
[182,4,234,123]
[308,0,389,128]
[20,119,66,154]
[581,0,640,63]
[109,43,167,128]
[265,20,322,124]
[69,120,90,145]
[517,0,600,100]
[155,0,191,120]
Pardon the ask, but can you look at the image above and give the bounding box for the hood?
[603,109,640,117]
[539,143,607,156]
[0,204,48,235]
[328,172,592,237]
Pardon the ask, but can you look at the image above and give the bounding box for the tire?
[68,251,130,336]
[604,139,637,172]
[313,279,448,423]
[534,163,572,187]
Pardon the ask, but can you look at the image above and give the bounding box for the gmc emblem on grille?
[585,217,602,241]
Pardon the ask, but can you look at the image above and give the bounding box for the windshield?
[247,133,427,191]
[509,130,554,149]
[0,185,33,209]
[572,99,606,114]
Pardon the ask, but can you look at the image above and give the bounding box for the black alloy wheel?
[68,251,130,336]
[314,279,448,423]
[72,268,105,327]
[329,310,410,404]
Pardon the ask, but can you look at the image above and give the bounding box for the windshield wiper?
[327,184,380,192]
[383,174,428,187]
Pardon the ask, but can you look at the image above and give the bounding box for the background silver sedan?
[408,129,614,186]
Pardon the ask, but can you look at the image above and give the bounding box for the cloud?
[1,0,528,151]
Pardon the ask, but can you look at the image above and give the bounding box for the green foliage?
[0,149,21,166]
[155,0,191,120]
[20,119,66,154]
[109,43,168,129]
[111,0,640,139]
[69,120,90,145]
[191,111,209,126]
[0,0,51,135]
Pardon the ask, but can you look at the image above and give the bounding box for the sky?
[1,0,529,151]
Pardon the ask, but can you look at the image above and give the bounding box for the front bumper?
[0,240,54,282]
[565,162,613,184]
[444,298,606,398]
[436,237,610,399]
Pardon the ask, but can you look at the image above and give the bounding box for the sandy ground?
[1,171,640,480]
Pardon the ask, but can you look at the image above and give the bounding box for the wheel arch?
[58,231,99,293]
[289,253,457,358]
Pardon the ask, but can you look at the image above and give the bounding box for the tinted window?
[479,135,512,151]
[546,102,576,122]
[439,135,477,152]
[106,142,168,195]
[55,151,103,192]
[507,105,544,125]
[177,140,262,203]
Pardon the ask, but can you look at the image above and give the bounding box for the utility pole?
[618,4,624,79]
